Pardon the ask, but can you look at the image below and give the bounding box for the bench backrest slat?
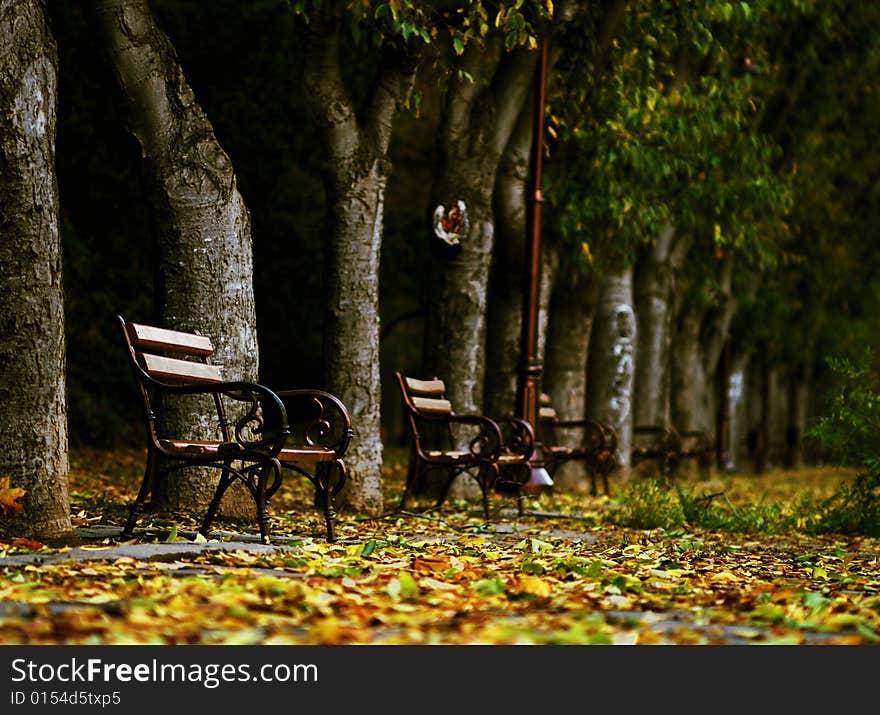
[411,396,453,414]
[405,377,446,397]
[141,353,223,384]
[128,322,214,357]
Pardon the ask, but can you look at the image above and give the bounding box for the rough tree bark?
[97,0,259,517]
[420,40,539,499]
[543,258,599,490]
[671,256,738,475]
[0,0,72,540]
[725,349,751,471]
[484,6,582,420]
[301,21,418,515]
[485,98,534,420]
[632,227,692,427]
[423,41,539,415]
[585,265,636,480]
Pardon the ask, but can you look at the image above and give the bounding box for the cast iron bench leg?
[199,467,236,540]
[121,450,157,540]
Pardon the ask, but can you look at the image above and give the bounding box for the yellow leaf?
[580,242,593,264]
[0,477,26,517]
[710,571,740,583]
[388,571,420,601]
[518,576,552,599]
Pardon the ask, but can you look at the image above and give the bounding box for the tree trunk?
[726,349,751,471]
[485,28,572,422]
[766,366,787,470]
[421,43,538,499]
[0,0,72,540]
[424,44,538,411]
[670,305,710,433]
[633,226,692,427]
[98,0,258,517]
[671,256,738,477]
[543,258,599,490]
[485,99,532,420]
[785,368,806,470]
[747,351,767,474]
[585,265,636,480]
[321,158,388,515]
[301,25,418,515]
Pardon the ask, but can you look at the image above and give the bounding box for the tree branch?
[300,19,359,163]
[364,42,421,156]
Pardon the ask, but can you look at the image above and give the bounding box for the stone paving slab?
[0,526,307,567]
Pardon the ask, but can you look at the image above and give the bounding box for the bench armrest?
[494,416,535,459]
[149,379,290,457]
[410,410,504,461]
[274,389,353,457]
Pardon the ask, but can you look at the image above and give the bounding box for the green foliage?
[794,479,880,538]
[287,0,551,51]
[615,480,684,530]
[810,353,880,466]
[546,0,792,274]
[612,475,876,536]
[805,352,880,535]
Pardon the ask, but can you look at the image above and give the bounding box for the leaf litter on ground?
[0,447,876,645]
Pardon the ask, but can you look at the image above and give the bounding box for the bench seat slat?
[129,322,214,356]
[141,353,223,384]
[159,439,335,462]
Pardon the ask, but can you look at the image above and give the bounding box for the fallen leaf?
[0,477,26,517]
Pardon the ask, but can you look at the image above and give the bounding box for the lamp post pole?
[516,38,553,494]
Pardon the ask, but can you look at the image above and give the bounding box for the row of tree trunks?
[0,0,72,540]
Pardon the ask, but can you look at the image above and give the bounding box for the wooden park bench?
[118,315,352,544]
[631,425,682,479]
[631,425,713,479]
[394,372,535,518]
[538,394,618,496]
[676,429,714,479]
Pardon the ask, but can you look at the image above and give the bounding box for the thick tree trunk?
[543,258,599,490]
[536,243,559,368]
[485,100,532,420]
[746,351,767,474]
[726,350,751,471]
[766,366,787,469]
[0,0,72,540]
[98,0,258,517]
[423,44,537,411]
[670,305,711,433]
[421,44,538,499]
[633,227,692,427]
[671,257,737,476]
[322,159,387,514]
[585,265,636,480]
[787,363,812,469]
[301,26,417,514]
